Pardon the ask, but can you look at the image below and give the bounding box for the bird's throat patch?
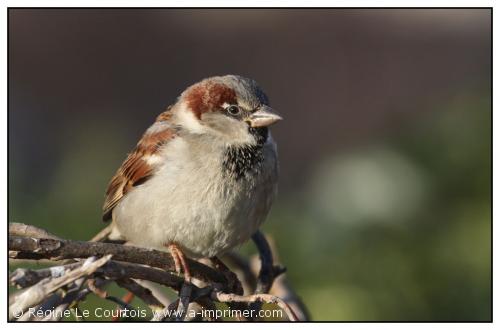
[222,127,268,180]
[222,144,264,180]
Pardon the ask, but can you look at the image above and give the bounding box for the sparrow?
[102,75,282,280]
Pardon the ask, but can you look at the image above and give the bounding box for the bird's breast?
[113,136,277,257]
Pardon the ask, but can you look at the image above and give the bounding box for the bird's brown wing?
[102,110,176,221]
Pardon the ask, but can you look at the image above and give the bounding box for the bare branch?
[222,252,257,294]
[175,283,192,321]
[151,300,180,321]
[269,273,310,321]
[260,236,310,321]
[9,222,62,240]
[249,230,279,318]
[90,224,113,242]
[9,235,226,285]
[10,261,85,288]
[8,223,304,322]
[9,255,112,320]
[133,280,173,308]
[211,290,299,321]
[41,278,87,321]
[252,230,275,294]
[116,279,164,310]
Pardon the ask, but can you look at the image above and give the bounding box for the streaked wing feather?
[102,110,176,221]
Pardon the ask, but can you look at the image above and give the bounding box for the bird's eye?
[226,105,241,116]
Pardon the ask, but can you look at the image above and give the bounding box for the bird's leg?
[166,243,192,320]
[167,243,191,282]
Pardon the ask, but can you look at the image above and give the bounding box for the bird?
[102,75,282,281]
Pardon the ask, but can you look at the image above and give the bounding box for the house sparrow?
[102,75,281,280]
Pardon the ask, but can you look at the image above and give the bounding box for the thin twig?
[222,252,257,295]
[133,280,173,308]
[175,283,192,321]
[263,238,310,321]
[10,261,85,288]
[252,230,275,294]
[42,278,87,321]
[90,224,113,242]
[115,279,164,311]
[211,290,299,321]
[9,255,112,320]
[9,222,62,240]
[249,230,276,318]
[151,300,180,321]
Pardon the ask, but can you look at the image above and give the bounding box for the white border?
[2,2,495,329]
[0,1,497,8]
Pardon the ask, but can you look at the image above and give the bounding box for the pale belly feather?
[113,137,277,258]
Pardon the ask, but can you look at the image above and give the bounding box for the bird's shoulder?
[102,108,177,221]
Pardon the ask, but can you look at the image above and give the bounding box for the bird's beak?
[247,105,283,128]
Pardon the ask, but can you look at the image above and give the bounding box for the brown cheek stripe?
[185,82,237,119]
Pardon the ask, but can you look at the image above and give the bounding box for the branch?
[253,236,311,321]
[42,278,87,321]
[252,230,275,294]
[222,252,257,294]
[249,230,278,318]
[115,278,164,310]
[211,290,299,321]
[9,235,226,285]
[9,222,62,240]
[9,255,112,320]
[9,223,305,322]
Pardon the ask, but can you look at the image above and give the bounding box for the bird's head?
[175,75,282,146]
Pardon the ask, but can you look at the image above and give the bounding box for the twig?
[90,224,113,242]
[211,290,299,321]
[175,283,192,321]
[10,261,85,288]
[115,279,164,311]
[9,255,112,320]
[10,259,188,292]
[252,230,275,294]
[222,252,257,295]
[133,280,173,308]
[101,260,187,290]
[262,238,310,321]
[249,230,277,318]
[195,297,221,321]
[23,291,63,321]
[151,300,180,321]
[42,278,87,321]
[8,223,304,322]
[209,256,249,320]
[105,296,136,311]
[269,273,310,321]
[210,257,243,295]
[9,222,62,240]
[9,235,226,285]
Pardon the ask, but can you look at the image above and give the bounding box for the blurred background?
[8,9,491,321]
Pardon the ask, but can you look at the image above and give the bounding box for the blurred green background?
[9,9,491,321]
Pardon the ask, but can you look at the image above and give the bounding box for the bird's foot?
[167,243,191,282]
